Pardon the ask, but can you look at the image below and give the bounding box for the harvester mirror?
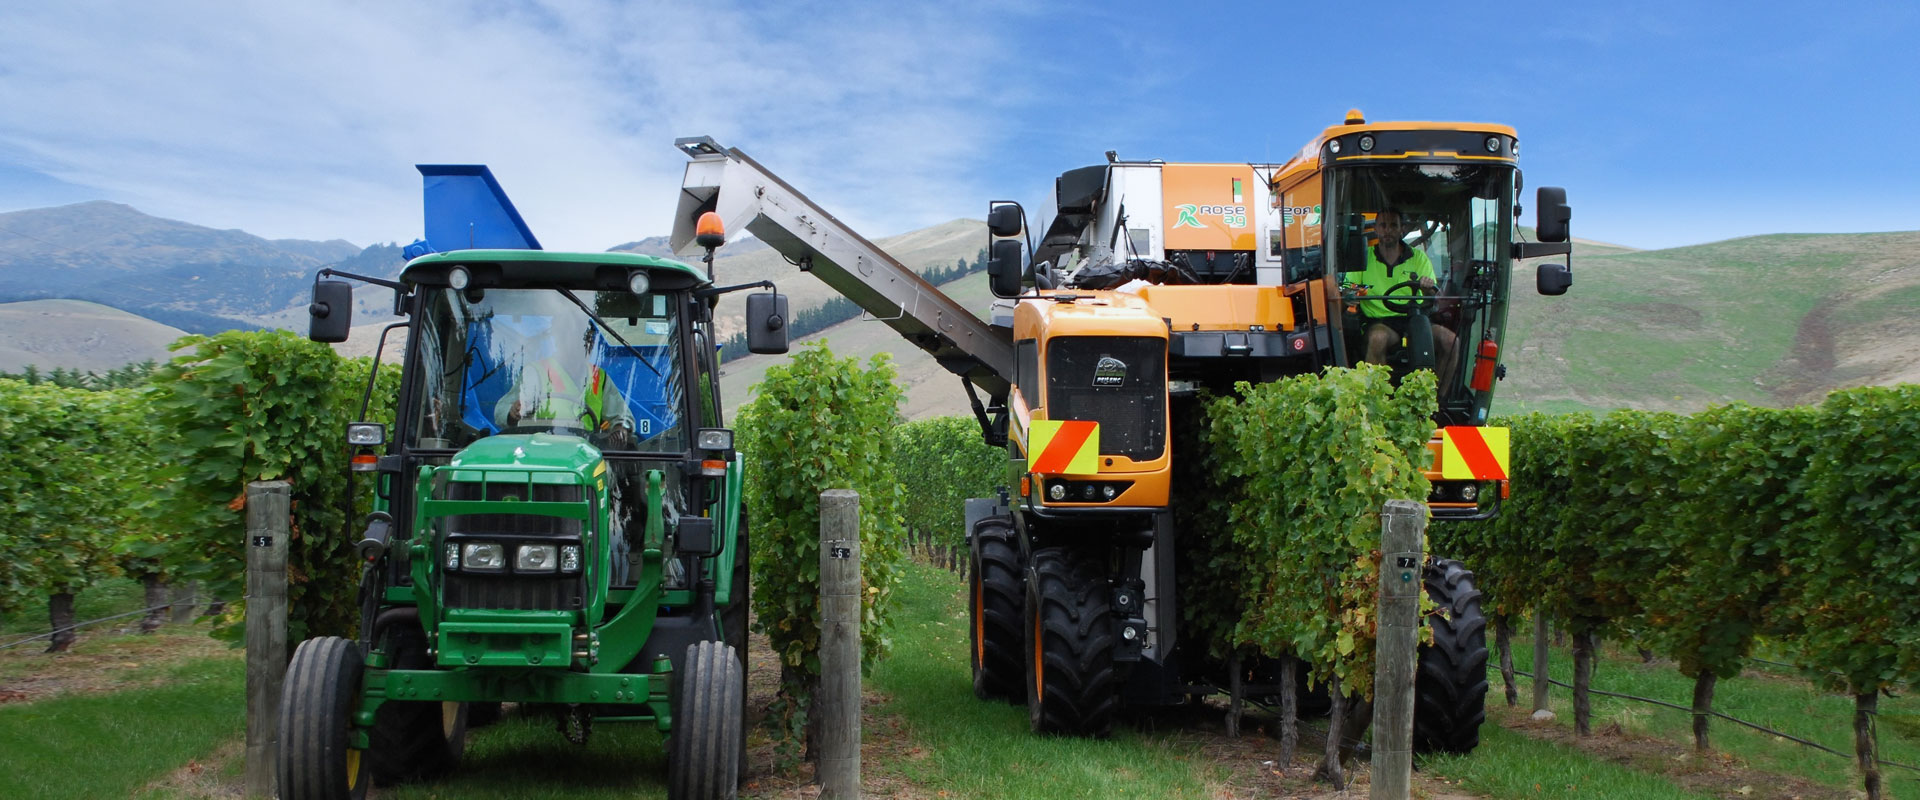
[988,239,1025,298]
[675,517,718,557]
[745,291,789,354]
[1536,186,1571,243]
[307,280,353,343]
[1537,263,1572,296]
[987,203,1025,238]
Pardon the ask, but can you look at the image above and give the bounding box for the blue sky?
[1,1,1914,252]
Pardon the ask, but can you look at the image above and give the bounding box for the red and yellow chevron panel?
[1440,426,1509,481]
[1028,420,1100,476]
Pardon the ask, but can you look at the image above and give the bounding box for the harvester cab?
[283,165,786,800]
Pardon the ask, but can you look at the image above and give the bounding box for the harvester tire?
[1025,547,1121,737]
[969,519,1023,702]
[1414,558,1489,754]
[668,640,743,800]
[278,636,370,800]
[368,630,467,784]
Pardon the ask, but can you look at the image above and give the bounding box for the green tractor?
[279,166,787,800]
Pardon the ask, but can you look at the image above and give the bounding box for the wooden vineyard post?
[818,489,861,799]
[1531,613,1553,719]
[1370,499,1425,800]
[243,481,291,799]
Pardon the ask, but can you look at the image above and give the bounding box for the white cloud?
[0,0,1021,249]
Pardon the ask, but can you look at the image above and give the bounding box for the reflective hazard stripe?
[1028,420,1100,475]
[1441,426,1509,481]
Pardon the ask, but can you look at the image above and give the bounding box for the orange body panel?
[1010,290,1172,507]
[1161,164,1259,251]
[1135,285,1294,332]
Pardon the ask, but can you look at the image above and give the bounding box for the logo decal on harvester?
[1174,203,1248,230]
[1093,356,1128,387]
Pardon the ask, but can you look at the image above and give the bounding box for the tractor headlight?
[346,422,386,446]
[696,428,734,451]
[1048,482,1066,501]
[516,544,558,573]
[560,545,582,574]
[445,543,460,570]
[1459,483,1480,502]
[462,543,506,572]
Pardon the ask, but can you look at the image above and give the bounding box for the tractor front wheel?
[368,629,468,784]
[1025,547,1121,737]
[668,640,744,800]
[278,636,370,800]
[970,519,1024,702]
[1414,558,1490,754]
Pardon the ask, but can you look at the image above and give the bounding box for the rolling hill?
[0,299,187,373]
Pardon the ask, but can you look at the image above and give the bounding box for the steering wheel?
[1377,279,1437,316]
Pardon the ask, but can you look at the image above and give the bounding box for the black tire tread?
[669,640,743,800]
[1026,547,1120,737]
[278,636,369,800]
[971,521,1024,701]
[1414,558,1490,754]
[367,630,466,784]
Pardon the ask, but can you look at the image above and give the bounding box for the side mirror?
[745,292,789,354]
[308,280,353,343]
[1537,263,1572,296]
[1536,187,1570,243]
[988,239,1025,298]
[987,203,1024,238]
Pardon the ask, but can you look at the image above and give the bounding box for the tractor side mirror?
[1535,187,1571,243]
[308,280,353,343]
[988,239,1025,298]
[1537,263,1572,296]
[745,291,789,354]
[987,203,1025,238]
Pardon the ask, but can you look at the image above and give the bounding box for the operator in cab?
[1348,208,1458,388]
[494,325,636,446]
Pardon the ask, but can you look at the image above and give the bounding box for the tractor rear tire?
[278,636,371,800]
[721,517,751,785]
[1414,558,1489,754]
[969,519,1024,702]
[368,629,467,784]
[1025,547,1121,737]
[668,640,743,800]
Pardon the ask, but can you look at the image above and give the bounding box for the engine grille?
[1047,336,1167,461]
[444,574,582,611]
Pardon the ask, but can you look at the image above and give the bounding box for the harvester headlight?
[516,544,559,573]
[1459,483,1480,502]
[445,543,460,570]
[447,266,471,290]
[560,545,582,574]
[1328,140,1341,154]
[627,271,651,295]
[462,543,506,572]
[1359,135,1375,152]
[1486,136,1502,153]
[1102,485,1118,500]
[1048,482,1067,501]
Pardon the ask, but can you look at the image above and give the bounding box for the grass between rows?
[1472,626,1920,797]
[863,563,1222,799]
[0,655,242,799]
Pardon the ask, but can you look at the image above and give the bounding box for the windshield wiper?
[556,288,665,381]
